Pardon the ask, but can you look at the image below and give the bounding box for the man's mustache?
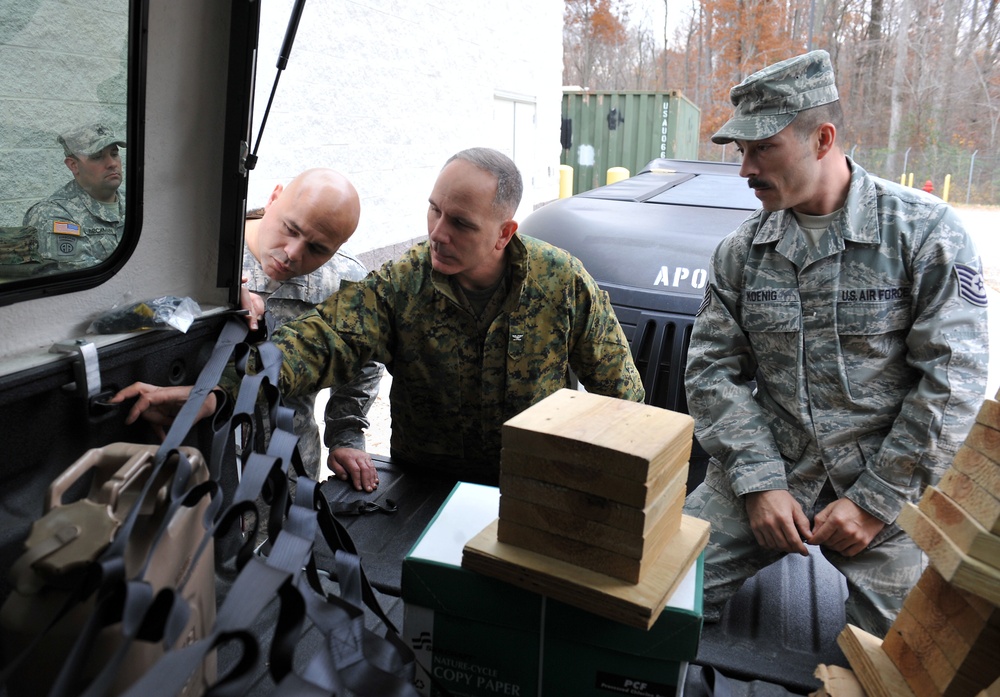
[748,177,770,190]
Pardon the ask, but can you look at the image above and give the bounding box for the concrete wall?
[247,0,565,267]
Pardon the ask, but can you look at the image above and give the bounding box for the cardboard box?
[402,483,703,697]
[402,483,543,697]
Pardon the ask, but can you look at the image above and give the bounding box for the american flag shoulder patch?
[53,221,81,235]
[955,262,988,307]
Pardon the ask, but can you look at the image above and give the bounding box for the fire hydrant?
[922,179,934,194]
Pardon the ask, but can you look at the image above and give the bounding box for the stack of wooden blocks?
[836,397,1000,697]
[496,388,696,584]
[461,388,709,628]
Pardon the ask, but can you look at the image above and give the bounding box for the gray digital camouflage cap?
[711,50,839,145]
[58,123,127,157]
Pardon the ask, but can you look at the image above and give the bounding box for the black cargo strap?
[328,497,399,516]
[0,316,248,695]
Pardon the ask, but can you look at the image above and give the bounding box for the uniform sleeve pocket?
[330,281,371,336]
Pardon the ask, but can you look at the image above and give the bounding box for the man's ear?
[816,123,837,159]
[264,183,285,209]
[496,219,518,250]
[64,156,79,176]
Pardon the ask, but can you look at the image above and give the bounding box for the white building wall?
[248,0,564,259]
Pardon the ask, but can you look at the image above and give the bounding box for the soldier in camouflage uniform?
[242,168,383,491]
[23,123,126,269]
[683,50,989,637]
[115,149,645,486]
[259,148,645,484]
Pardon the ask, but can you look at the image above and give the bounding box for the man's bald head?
[248,168,362,281]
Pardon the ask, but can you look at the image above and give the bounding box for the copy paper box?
[540,555,702,697]
[403,483,704,697]
[402,483,542,697]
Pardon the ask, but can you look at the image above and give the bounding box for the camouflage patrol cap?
[711,50,839,144]
[58,123,127,157]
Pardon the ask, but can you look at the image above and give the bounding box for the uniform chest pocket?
[836,299,912,335]
[836,299,914,399]
[741,301,800,333]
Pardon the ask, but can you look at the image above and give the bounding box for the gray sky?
[627,0,693,46]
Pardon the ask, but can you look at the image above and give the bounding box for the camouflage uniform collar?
[751,156,880,252]
[430,234,528,310]
[65,179,124,223]
[502,234,529,312]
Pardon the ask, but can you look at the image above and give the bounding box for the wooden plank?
[462,515,710,630]
[496,513,677,583]
[813,665,866,697]
[898,503,1000,606]
[886,605,984,695]
[964,422,1000,469]
[497,486,683,559]
[836,624,916,697]
[918,485,1000,566]
[951,445,1000,501]
[500,449,678,508]
[881,622,944,697]
[975,399,1000,432]
[498,465,687,535]
[937,468,1000,536]
[903,584,976,672]
[916,566,999,641]
[905,582,1000,686]
[501,388,693,482]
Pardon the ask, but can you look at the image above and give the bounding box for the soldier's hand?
[745,489,812,556]
[109,382,210,440]
[239,277,266,331]
[328,447,379,492]
[810,498,884,557]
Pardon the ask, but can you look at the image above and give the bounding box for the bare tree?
[886,0,913,176]
[561,0,1000,202]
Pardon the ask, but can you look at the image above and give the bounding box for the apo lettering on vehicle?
[654,266,708,290]
[839,286,912,302]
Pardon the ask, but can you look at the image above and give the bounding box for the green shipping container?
[561,90,701,195]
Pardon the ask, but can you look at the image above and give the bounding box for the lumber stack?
[461,388,710,628]
[496,388,695,584]
[837,397,1000,697]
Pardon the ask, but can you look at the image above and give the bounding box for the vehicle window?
[0,0,134,295]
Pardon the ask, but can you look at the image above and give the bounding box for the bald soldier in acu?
[240,168,384,491]
[24,123,126,269]
[683,50,989,638]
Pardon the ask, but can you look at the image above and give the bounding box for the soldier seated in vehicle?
[23,123,126,270]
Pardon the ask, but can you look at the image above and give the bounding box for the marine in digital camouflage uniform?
[242,211,383,480]
[232,148,644,485]
[683,50,989,637]
[23,123,126,269]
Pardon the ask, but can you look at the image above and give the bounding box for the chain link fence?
[702,143,1000,207]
